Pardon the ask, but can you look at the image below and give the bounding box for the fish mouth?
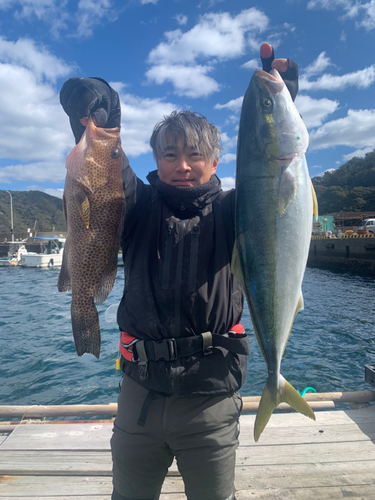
[256,69,285,94]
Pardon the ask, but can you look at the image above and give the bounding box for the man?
[60,43,298,500]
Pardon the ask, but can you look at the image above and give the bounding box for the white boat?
[0,243,28,267]
[20,237,65,268]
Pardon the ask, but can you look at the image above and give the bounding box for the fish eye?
[263,98,272,108]
[111,149,120,159]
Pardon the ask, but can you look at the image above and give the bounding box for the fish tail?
[71,298,101,359]
[254,374,315,442]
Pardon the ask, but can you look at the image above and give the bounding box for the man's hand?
[260,43,299,101]
[60,77,121,143]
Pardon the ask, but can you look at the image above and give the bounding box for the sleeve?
[121,150,149,237]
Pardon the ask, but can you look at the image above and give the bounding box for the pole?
[6,191,14,242]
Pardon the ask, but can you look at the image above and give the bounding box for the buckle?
[152,339,177,361]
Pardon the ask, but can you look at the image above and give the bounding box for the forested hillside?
[312,150,375,214]
[0,190,66,235]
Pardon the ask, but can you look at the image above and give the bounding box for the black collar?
[146,170,222,214]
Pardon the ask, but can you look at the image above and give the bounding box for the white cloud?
[308,108,375,151]
[146,8,269,97]
[300,64,375,91]
[307,0,375,31]
[0,36,73,82]
[303,52,334,78]
[220,176,235,190]
[241,58,259,70]
[220,154,236,164]
[175,13,187,25]
[295,95,340,128]
[220,132,237,150]
[116,88,178,157]
[146,63,220,98]
[342,146,375,162]
[74,0,117,38]
[0,0,119,39]
[44,188,64,199]
[141,0,158,4]
[148,9,268,66]
[0,37,75,185]
[214,96,243,112]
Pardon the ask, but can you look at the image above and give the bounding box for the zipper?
[188,224,200,292]
[161,222,174,289]
[174,220,186,334]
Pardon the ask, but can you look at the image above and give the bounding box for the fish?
[232,69,319,442]
[58,116,125,359]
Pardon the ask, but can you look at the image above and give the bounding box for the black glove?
[261,48,299,102]
[60,77,121,143]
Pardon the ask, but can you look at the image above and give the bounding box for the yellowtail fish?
[232,69,319,441]
[58,117,125,358]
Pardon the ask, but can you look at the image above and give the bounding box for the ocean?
[0,266,374,409]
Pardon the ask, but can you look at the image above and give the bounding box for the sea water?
[0,266,374,408]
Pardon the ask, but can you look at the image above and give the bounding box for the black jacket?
[117,158,247,396]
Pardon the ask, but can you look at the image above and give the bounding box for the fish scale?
[232,69,318,441]
[58,117,125,359]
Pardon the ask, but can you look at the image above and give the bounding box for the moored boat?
[19,237,65,268]
[0,242,28,267]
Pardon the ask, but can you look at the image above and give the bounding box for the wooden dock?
[1,400,375,499]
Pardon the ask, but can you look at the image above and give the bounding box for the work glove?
[261,48,299,102]
[60,77,121,144]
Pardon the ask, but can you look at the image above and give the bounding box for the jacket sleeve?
[121,150,148,231]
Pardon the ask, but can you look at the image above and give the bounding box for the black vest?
[117,167,247,396]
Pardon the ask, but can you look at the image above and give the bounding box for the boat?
[19,237,65,268]
[0,242,28,267]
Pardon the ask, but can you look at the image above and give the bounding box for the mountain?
[312,150,375,214]
[0,190,66,236]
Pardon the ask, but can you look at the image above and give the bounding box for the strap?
[135,341,148,381]
[201,331,213,355]
[124,327,250,363]
[137,391,158,427]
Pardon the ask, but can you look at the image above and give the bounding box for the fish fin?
[57,249,71,292]
[71,297,101,358]
[94,259,118,305]
[254,374,315,442]
[231,240,245,288]
[311,180,319,220]
[294,292,304,318]
[277,169,296,216]
[74,190,91,229]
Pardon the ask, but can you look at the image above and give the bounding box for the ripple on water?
[0,266,374,405]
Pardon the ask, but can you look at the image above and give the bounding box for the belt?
[119,325,250,381]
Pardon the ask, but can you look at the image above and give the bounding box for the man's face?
[157,138,218,187]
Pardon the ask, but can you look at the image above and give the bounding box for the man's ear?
[211,158,219,176]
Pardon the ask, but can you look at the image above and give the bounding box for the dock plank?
[0,423,113,450]
[0,408,375,499]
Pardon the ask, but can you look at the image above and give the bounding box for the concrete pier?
[308,235,375,274]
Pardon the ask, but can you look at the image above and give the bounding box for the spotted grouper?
[58,116,125,358]
[232,69,319,441]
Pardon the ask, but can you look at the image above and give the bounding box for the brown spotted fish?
[58,117,125,358]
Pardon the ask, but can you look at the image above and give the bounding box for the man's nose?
[176,157,191,170]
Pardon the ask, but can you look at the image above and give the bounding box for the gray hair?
[150,110,223,163]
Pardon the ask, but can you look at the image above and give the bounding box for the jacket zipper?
[174,220,185,334]
[188,224,200,292]
[161,222,174,290]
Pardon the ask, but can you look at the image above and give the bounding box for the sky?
[0,0,375,199]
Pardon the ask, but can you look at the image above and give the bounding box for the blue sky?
[0,0,375,198]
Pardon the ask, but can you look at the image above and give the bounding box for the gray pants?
[111,374,242,500]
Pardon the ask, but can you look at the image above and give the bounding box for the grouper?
[232,69,319,441]
[58,117,125,358]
